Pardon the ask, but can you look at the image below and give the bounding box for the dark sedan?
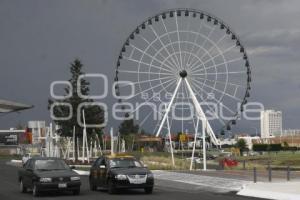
[89,155,154,194]
[18,157,81,196]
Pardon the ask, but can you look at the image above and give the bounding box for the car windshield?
[35,159,69,170]
[109,158,143,168]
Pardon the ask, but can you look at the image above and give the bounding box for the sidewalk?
[238,181,300,200]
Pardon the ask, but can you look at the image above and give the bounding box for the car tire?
[32,183,40,197]
[89,180,97,191]
[19,179,27,193]
[144,187,153,194]
[73,188,80,195]
[108,179,116,194]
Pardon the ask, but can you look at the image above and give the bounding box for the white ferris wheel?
[114,9,251,149]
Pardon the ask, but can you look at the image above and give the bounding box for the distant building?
[28,121,46,144]
[283,129,300,136]
[260,110,282,138]
[253,135,300,148]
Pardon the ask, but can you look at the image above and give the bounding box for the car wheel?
[73,188,80,195]
[19,179,27,193]
[144,187,153,194]
[108,179,116,194]
[32,183,40,197]
[89,180,97,191]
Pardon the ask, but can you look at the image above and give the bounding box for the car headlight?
[40,177,52,183]
[115,174,127,180]
[147,173,154,178]
[70,176,80,181]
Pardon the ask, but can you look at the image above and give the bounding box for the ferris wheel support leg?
[190,118,199,171]
[185,79,220,171]
[155,78,182,137]
[156,79,182,137]
[166,114,175,167]
[184,79,220,146]
[202,119,207,171]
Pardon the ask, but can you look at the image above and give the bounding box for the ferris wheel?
[114,8,251,145]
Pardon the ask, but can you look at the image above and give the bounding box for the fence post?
[287,166,290,181]
[253,167,257,183]
[243,160,246,170]
[268,163,272,182]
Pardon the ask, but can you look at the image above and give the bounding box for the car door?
[98,158,107,186]
[23,159,34,188]
[90,158,102,187]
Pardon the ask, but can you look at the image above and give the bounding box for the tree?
[48,59,105,160]
[118,113,139,151]
[118,113,139,136]
[235,139,247,155]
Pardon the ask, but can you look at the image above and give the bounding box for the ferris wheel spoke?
[187,26,216,68]
[127,77,177,101]
[191,56,243,74]
[192,70,246,76]
[138,110,156,130]
[190,77,242,102]
[124,56,175,74]
[187,33,220,73]
[192,75,246,89]
[118,75,176,88]
[138,35,178,70]
[129,44,177,74]
[185,19,204,68]
[118,69,173,76]
[190,80,236,115]
[189,44,236,72]
[175,15,183,69]
[161,19,181,69]
[130,78,178,113]
[149,25,181,70]
[182,15,192,69]
[188,33,228,72]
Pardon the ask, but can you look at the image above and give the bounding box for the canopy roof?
[0,99,33,113]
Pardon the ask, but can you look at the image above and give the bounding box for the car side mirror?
[70,166,76,169]
[99,165,106,169]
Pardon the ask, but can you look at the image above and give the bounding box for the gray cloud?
[0,0,299,133]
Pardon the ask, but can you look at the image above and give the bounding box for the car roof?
[30,157,62,161]
[105,154,135,159]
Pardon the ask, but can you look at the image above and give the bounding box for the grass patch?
[231,151,300,170]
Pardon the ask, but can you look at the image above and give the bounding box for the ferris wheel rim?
[114,8,251,132]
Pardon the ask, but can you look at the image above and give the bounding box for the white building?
[260,110,282,138]
[28,121,46,144]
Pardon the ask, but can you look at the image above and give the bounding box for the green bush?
[253,144,282,152]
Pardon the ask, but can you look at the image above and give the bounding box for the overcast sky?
[0,0,299,135]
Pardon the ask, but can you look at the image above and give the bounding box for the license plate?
[58,183,67,188]
[130,179,146,184]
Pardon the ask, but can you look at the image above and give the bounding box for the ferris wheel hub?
[179,70,187,78]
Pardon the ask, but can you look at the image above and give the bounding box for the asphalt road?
[0,160,266,200]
